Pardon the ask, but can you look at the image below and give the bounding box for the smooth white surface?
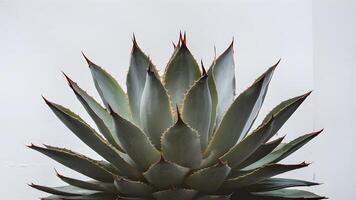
[0,0,354,199]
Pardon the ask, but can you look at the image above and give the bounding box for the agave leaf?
[127,37,158,124]
[161,112,203,168]
[63,73,122,151]
[56,171,117,193]
[244,130,322,170]
[153,189,197,200]
[114,177,155,197]
[29,184,96,196]
[110,108,160,172]
[236,137,284,169]
[244,178,319,192]
[218,118,275,168]
[140,68,173,149]
[163,40,201,107]
[143,156,189,189]
[185,161,231,192]
[221,163,309,190]
[210,41,236,127]
[252,189,326,199]
[42,193,117,200]
[195,194,232,200]
[204,63,278,163]
[182,68,212,151]
[43,98,140,179]
[260,91,312,143]
[83,53,132,121]
[29,145,114,182]
[207,66,218,139]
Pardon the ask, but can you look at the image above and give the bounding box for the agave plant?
[29,33,325,200]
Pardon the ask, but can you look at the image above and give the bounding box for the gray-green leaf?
[83,53,132,121]
[163,41,201,107]
[140,68,173,149]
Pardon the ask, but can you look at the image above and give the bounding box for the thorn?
[54,168,60,176]
[183,31,187,45]
[81,51,92,66]
[41,95,50,104]
[176,105,182,121]
[159,154,165,163]
[201,60,207,77]
[217,158,226,166]
[179,31,183,43]
[172,41,176,49]
[107,104,114,114]
[132,33,137,46]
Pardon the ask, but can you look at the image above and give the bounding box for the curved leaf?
[56,171,116,193]
[204,63,278,163]
[244,130,322,170]
[153,189,197,200]
[29,184,96,196]
[143,156,189,189]
[28,145,114,182]
[111,108,160,172]
[63,73,122,151]
[140,68,173,149]
[163,40,201,107]
[182,70,211,151]
[161,112,202,168]
[185,161,231,192]
[127,37,158,124]
[207,66,218,139]
[218,118,276,168]
[43,98,140,179]
[221,163,309,190]
[114,177,154,198]
[210,42,236,126]
[83,53,132,121]
[253,189,326,199]
[245,178,319,192]
[261,91,312,143]
[236,137,284,169]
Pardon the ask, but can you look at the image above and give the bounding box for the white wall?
[0,0,353,199]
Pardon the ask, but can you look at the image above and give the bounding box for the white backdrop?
[0,0,354,199]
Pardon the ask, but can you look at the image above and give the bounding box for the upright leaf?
[153,189,197,200]
[114,177,155,198]
[43,98,140,179]
[143,156,189,189]
[185,161,231,192]
[163,39,201,107]
[207,66,218,138]
[140,67,173,149]
[204,63,277,163]
[127,36,158,124]
[211,41,236,126]
[111,108,160,172]
[161,111,203,168]
[82,53,132,121]
[182,67,212,150]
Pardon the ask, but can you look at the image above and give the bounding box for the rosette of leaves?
[29,33,325,200]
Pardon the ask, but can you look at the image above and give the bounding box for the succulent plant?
[29,33,325,200]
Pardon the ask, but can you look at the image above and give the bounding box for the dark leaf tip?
[81,51,93,66]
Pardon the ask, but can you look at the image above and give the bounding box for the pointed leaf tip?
[176,105,182,121]
[81,51,93,66]
[201,60,208,77]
